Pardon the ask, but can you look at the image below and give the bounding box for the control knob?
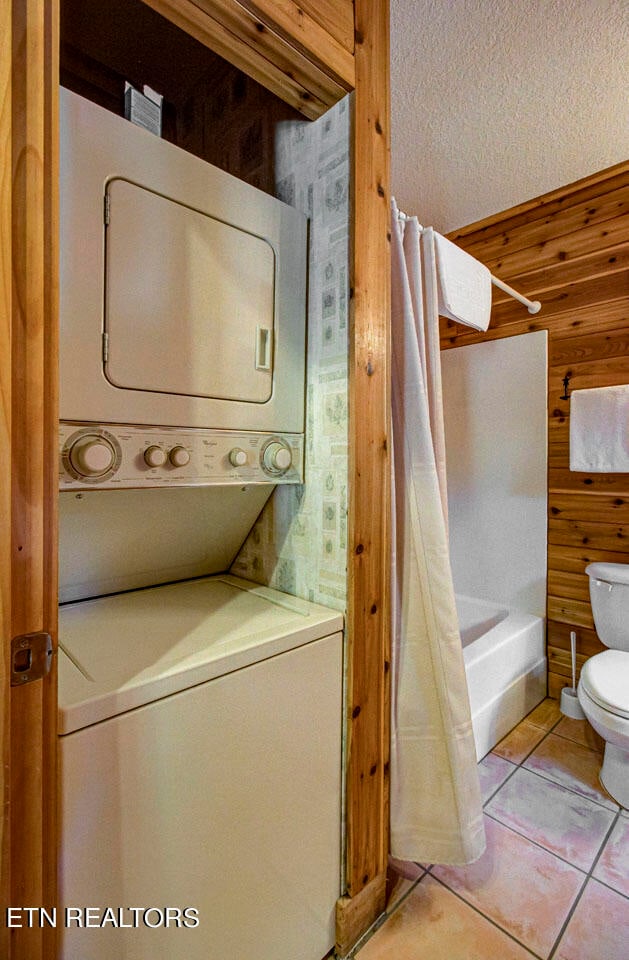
[169,445,190,467]
[262,441,292,475]
[68,436,116,478]
[144,445,167,468]
[229,448,248,467]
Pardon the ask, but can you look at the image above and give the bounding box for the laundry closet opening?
[57,3,351,958]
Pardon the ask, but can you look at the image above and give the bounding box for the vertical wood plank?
[42,0,59,940]
[338,0,390,949]
[11,0,46,943]
[6,0,59,956]
[0,1,13,952]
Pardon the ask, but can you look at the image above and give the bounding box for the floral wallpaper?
[230,97,350,611]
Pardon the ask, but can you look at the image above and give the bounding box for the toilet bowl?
[576,563,629,809]
[578,651,629,807]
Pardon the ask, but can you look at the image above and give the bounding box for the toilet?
[577,562,629,809]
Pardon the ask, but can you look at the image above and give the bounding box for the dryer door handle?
[255,327,272,371]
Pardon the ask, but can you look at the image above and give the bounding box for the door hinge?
[103,193,110,225]
[102,331,109,362]
[11,632,54,686]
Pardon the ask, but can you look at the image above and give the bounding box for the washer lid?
[580,650,629,719]
[586,562,629,586]
[58,575,343,735]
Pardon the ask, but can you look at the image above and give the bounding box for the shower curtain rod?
[490,275,542,315]
[396,210,542,315]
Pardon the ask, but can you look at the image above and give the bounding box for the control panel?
[60,423,304,490]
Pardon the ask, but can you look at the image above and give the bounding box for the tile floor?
[353,699,629,960]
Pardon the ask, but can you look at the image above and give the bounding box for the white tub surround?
[457,594,546,760]
[441,332,548,758]
[442,331,548,618]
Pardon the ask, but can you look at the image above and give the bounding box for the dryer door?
[104,178,275,403]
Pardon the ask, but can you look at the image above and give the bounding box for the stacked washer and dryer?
[58,89,342,960]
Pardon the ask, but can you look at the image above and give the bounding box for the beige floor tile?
[386,858,423,912]
[432,816,584,957]
[593,815,629,898]
[524,733,619,811]
[355,875,535,959]
[554,879,629,960]
[492,720,546,763]
[385,874,414,915]
[366,697,627,960]
[478,753,516,803]
[554,716,604,753]
[485,767,615,871]
[526,697,562,730]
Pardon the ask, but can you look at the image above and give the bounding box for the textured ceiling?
[391,0,629,232]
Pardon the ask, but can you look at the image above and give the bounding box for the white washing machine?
[58,574,343,960]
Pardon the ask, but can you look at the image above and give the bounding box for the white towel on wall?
[433,230,492,332]
[570,384,629,472]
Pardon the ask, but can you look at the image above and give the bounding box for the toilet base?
[600,742,629,809]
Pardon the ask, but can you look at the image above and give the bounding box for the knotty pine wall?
[440,161,629,699]
[61,0,303,195]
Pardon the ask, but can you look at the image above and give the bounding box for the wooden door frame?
[2,0,59,957]
[2,1,390,956]
[336,0,391,953]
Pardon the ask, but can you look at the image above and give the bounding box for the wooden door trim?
[1,0,13,949]
[337,0,391,952]
[289,0,355,53]
[237,0,355,81]
[140,0,354,119]
[3,1,59,956]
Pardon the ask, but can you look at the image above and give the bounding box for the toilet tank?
[586,562,629,651]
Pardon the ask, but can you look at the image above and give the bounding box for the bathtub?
[457,594,547,761]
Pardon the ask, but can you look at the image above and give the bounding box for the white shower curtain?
[390,204,485,865]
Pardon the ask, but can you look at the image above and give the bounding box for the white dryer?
[59,87,308,437]
[58,575,343,960]
[59,88,308,493]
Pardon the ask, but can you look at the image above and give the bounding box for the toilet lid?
[580,651,629,720]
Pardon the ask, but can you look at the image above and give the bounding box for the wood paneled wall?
[61,0,304,195]
[440,162,629,699]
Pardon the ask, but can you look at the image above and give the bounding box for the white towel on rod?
[570,384,629,472]
[432,230,492,332]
